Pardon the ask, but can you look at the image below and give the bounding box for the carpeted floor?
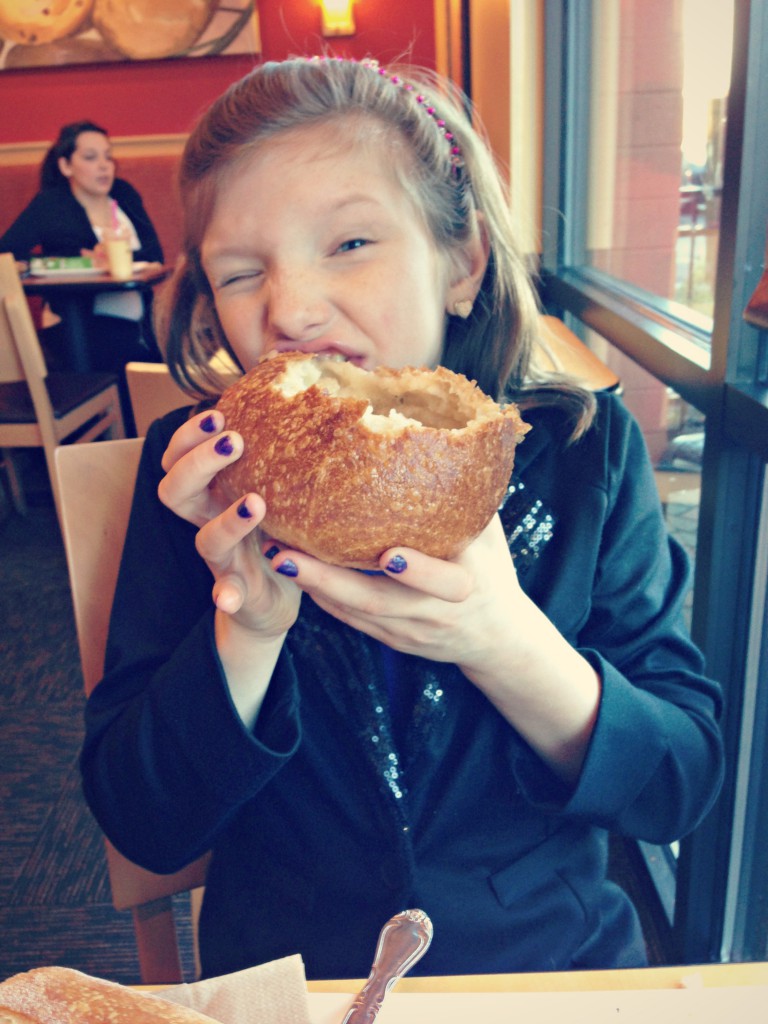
[0,467,195,984]
[0,455,672,986]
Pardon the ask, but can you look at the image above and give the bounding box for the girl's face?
[58,131,115,200]
[201,123,481,373]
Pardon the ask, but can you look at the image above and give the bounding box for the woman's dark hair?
[39,120,110,190]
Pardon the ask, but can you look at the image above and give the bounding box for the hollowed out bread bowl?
[216,352,530,569]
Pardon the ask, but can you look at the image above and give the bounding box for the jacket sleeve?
[0,192,47,259]
[113,178,164,264]
[79,413,300,873]
[515,397,724,843]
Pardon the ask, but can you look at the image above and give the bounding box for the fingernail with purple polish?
[237,500,252,519]
[264,545,280,560]
[276,559,299,578]
[214,435,234,456]
[200,413,217,433]
[385,554,408,574]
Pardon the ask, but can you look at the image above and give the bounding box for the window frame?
[540,0,768,962]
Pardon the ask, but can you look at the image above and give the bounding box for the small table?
[139,962,768,1023]
[22,263,171,372]
[307,960,768,992]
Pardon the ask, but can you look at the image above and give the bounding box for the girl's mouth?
[275,343,366,366]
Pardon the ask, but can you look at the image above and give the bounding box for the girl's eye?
[336,238,369,253]
[219,270,262,288]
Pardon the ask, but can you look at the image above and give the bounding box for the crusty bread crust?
[216,352,531,568]
[0,966,217,1024]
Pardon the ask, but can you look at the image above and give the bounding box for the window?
[541,0,768,963]
[584,329,703,633]
[585,0,733,332]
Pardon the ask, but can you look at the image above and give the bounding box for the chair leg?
[132,897,185,984]
[0,448,28,515]
[190,886,205,980]
[106,386,126,439]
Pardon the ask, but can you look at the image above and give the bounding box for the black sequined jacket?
[80,393,723,979]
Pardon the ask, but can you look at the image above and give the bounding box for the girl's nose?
[266,268,331,341]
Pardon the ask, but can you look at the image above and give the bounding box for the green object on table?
[29,255,94,272]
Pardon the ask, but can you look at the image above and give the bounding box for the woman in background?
[0,120,164,429]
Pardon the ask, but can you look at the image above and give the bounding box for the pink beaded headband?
[365,60,464,175]
[308,56,465,177]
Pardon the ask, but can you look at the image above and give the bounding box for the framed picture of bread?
[0,0,261,71]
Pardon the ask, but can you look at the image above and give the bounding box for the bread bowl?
[216,352,530,568]
[0,966,218,1023]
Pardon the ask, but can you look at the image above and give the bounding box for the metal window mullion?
[718,0,768,388]
[541,0,566,272]
[560,1,591,270]
[720,465,768,961]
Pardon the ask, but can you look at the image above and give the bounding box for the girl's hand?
[264,514,519,668]
[157,409,300,640]
[266,518,600,783]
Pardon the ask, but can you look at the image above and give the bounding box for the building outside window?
[538,0,768,964]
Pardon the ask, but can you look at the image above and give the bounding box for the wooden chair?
[125,361,191,436]
[537,315,621,392]
[54,438,210,983]
[125,350,239,436]
[0,252,125,522]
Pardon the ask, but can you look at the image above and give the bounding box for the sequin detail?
[423,681,444,704]
[384,752,404,800]
[365,679,405,800]
[294,611,416,807]
[287,471,553,810]
[498,477,556,576]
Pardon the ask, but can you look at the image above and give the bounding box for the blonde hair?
[158,57,594,435]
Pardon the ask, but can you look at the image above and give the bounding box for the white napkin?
[155,955,312,1024]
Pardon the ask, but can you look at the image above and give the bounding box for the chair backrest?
[126,361,190,436]
[55,438,144,694]
[0,253,125,522]
[0,266,27,384]
[54,439,209,983]
[0,253,55,416]
[537,315,621,392]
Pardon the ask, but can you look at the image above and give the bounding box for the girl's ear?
[445,211,491,317]
[58,156,72,179]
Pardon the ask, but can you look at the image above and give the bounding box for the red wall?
[0,1,436,143]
